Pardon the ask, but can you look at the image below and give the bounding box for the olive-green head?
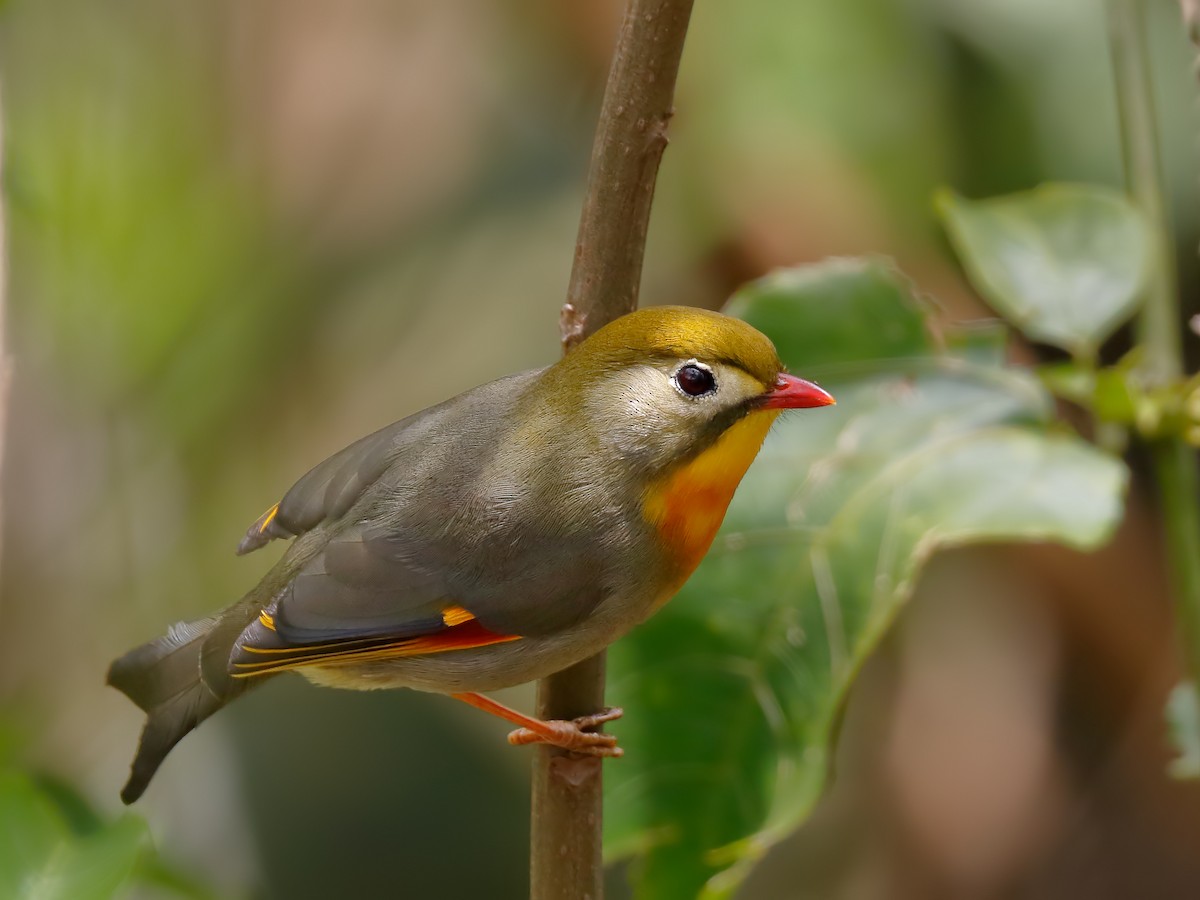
[540,306,834,475]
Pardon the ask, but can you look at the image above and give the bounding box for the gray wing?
[235,420,410,555]
[228,368,610,670]
[260,520,606,640]
[236,371,544,555]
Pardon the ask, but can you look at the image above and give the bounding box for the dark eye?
[674,363,716,397]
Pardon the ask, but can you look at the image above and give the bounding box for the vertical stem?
[0,86,10,600]
[1107,0,1200,680]
[1155,440,1200,677]
[557,0,696,353]
[1108,0,1180,377]
[533,2,695,898]
[530,655,609,899]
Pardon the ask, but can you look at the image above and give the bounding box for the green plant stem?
[1155,440,1200,669]
[533,2,695,899]
[1107,0,1200,680]
[1107,0,1180,373]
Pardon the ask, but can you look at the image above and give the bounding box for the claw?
[507,707,624,757]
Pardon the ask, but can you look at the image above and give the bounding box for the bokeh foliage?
[2,0,1198,898]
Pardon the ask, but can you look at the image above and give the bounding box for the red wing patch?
[230,610,519,679]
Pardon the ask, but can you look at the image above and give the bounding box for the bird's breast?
[642,409,780,604]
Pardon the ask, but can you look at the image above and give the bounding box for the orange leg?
[450,692,624,758]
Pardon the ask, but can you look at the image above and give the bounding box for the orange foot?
[450,692,625,757]
[507,707,625,757]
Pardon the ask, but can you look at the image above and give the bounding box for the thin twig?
[1107,0,1200,682]
[532,2,695,898]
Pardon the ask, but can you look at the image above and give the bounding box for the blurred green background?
[3,0,1200,897]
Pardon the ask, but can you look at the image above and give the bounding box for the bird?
[107,306,834,804]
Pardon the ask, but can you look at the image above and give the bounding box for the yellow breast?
[643,409,780,599]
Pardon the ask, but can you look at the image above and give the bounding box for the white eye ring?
[671,360,718,398]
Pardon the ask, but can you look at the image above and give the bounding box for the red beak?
[759,373,836,410]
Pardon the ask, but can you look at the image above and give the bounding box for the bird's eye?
[673,363,716,397]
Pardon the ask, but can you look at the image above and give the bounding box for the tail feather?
[114,677,225,805]
[108,601,264,804]
[108,617,221,713]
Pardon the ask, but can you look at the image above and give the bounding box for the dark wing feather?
[229,524,509,675]
[228,536,520,677]
[273,530,451,640]
[227,517,606,675]
[236,422,401,555]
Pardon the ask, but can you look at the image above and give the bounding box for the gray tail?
[107,602,261,804]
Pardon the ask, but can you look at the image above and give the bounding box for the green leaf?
[29,774,106,837]
[605,260,1128,899]
[937,184,1151,358]
[0,771,150,900]
[1093,368,1139,425]
[30,817,150,900]
[944,320,1009,368]
[1167,680,1200,780]
[1038,361,1096,407]
[0,771,70,897]
[725,257,933,373]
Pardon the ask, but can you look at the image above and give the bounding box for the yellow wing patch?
[258,503,280,533]
[441,605,474,627]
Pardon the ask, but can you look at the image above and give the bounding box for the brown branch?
[1183,0,1200,45]
[558,0,695,354]
[532,1,695,898]
[0,86,10,601]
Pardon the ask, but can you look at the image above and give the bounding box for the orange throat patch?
[643,409,780,598]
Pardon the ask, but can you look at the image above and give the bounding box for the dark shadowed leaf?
[937,185,1151,358]
[604,260,1127,899]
